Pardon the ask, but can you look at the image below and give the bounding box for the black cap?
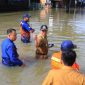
[40,25,48,31]
[23,13,31,18]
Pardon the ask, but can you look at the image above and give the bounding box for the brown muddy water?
[0,8,85,85]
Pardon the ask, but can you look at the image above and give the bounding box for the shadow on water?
[0,8,85,85]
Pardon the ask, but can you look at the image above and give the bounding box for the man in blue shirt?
[20,13,35,43]
[1,28,23,66]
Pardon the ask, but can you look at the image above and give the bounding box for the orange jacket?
[42,67,85,85]
[51,51,79,70]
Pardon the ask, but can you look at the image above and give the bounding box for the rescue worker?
[1,28,23,66]
[51,40,79,70]
[42,51,85,85]
[34,25,54,59]
[20,13,35,43]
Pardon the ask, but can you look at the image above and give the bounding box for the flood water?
[0,8,85,85]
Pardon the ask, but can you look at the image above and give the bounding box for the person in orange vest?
[20,13,35,43]
[42,51,85,85]
[51,40,79,70]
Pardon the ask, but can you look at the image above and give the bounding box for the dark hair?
[7,28,16,34]
[61,50,76,66]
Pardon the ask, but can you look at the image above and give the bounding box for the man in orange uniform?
[42,51,85,85]
[51,40,79,70]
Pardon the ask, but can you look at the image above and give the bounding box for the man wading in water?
[34,25,54,59]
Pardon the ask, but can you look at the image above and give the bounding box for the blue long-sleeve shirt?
[1,38,23,66]
[20,20,32,32]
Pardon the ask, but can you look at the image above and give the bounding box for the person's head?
[61,40,77,51]
[23,13,31,22]
[7,28,17,41]
[40,25,48,37]
[61,50,76,66]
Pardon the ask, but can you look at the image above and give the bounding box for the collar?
[61,66,73,70]
[7,38,13,43]
[39,33,47,38]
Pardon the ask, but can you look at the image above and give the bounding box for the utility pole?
[28,0,31,8]
[5,0,9,11]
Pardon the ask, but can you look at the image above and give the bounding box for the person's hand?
[33,34,37,40]
[30,29,35,33]
[48,44,54,48]
[21,63,26,67]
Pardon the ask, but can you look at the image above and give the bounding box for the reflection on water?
[0,8,85,85]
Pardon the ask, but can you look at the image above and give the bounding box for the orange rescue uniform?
[51,51,79,70]
[42,66,85,85]
[20,24,30,39]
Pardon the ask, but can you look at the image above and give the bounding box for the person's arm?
[22,23,34,33]
[83,75,85,85]
[34,35,38,47]
[7,45,23,66]
[34,36,42,47]
[42,71,53,85]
